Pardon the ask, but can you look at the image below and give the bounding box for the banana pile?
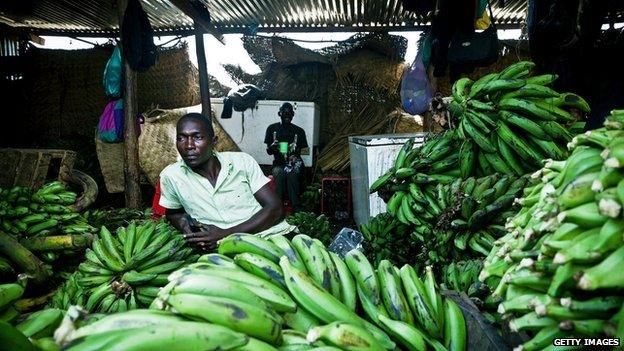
[359,212,419,268]
[286,212,332,245]
[383,172,531,272]
[0,181,94,238]
[370,62,587,200]
[441,260,483,296]
[450,61,586,177]
[74,220,196,313]
[55,308,251,351]
[82,207,150,230]
[300,183,321,212]
[0,274,27,324]
[478,110,624,350]
[139,233,469,351]
[48,273,86,310]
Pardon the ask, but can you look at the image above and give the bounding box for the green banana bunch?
[285,212,332,246]
[478,109,624,348]
[300,183,321,213]
[359,213,420,268]
[168,234,467,350]
[74,219,195,313]
[370,61,587,209]
[0,274,28,324]
[441,260,483,296]
[47,273,85,310]
[383,172,531,271]
[16,308,64,339]
[0,181,93,239]
[82,207,150,231]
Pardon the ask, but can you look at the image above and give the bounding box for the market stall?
[0,0,623,350]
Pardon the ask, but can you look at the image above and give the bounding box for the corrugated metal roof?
[1,0,531,36]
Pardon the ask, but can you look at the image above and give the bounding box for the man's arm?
[165,208,194,233]
[264,125,278,155]
[184,183,283,249]
[219,183,283,234]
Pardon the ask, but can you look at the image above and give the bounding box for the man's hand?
[179,215,202,234]
[183,225,231,252]
[268,140,279,151]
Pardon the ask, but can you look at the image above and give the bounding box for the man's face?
[176,119,213,168]
[280,107,294,125]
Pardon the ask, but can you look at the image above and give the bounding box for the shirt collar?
[179,151,232,174]
[178,151,233,186]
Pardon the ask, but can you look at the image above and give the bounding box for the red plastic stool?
[268,175,293,216]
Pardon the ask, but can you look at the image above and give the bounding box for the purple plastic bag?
[97,99,124,143]
[400,51,433,115]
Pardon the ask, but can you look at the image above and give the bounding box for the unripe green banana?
[0,274,27,310]
[377,260,413,324]
[328,252,356,312]
[196,253,240,270]
[578,245,624,290]
[344,249,381,305]
[306,322,384,351]
[218,233,284,263]
[168,265,296,313]
[443,298,466,351]
[62,321,248,351]
[234,252,286,288]
[164,293,282,343]
[16,308,64,339]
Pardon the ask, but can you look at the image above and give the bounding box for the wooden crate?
[0,148,76,190]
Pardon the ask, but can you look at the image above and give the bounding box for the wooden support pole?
[117,0,142,209]
[169,0,224,43]
[194,26,212,120]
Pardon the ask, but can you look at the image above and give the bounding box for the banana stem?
[14,290,56,312]
[19,234,94,252]
[0,230,51,285]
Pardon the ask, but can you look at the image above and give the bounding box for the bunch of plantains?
[359,212,420,268]
[370,61,587,203]
[479,110,624,350]
[372,171,532,276]
[100,233,471,351]
[0,181,94,237]
[74,220,197,313]
[0,274,27,324]
[441,260,484,296]
[286,212,333,246]
[82,208,150,231]
[449,60,587,177]
[47,273,86,310]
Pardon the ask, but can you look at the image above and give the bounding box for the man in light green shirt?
[159,112,295,251]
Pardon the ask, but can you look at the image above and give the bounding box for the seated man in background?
[264,102,309,213]
[159,112,295,251]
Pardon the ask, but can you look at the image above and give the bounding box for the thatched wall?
[0,43,232,195]
[4,43,228,145]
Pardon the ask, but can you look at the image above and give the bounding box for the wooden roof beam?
[168,0,225,44]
